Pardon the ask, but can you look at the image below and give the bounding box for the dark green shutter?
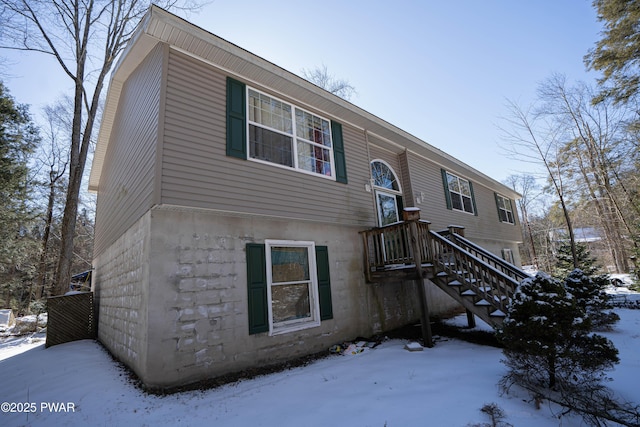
[315,246,333,320]
[246,243,268,334]
[331,121,348,183]
[508,198,516,225]
[494,192,502,221]
[226,77,247,159]
[469,181,478,216]
[440,169,452,210]
[396,195,404,217]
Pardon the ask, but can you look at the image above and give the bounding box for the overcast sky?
[1,0,603,184]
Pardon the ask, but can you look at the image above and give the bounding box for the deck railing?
[429,231,519,315]
[359,220,432,281]
[444,232,530,283]
[359,217,524,322]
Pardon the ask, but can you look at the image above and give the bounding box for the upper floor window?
[495,193,515,224]
[443,170,476,214]
[248,88,334,178]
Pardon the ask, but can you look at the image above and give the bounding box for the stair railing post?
[404,208,433,348]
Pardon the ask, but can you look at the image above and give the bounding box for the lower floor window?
[246,240,332,336]
[267,242,318,331]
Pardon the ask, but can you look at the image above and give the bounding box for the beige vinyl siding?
[398,151,415,208]
[161,50,374,226]
[93,44,163,256]
[406,151,521,242]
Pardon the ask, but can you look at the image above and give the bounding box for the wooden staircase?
[360,219,530,329]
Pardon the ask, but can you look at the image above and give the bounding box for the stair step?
[475,299,491,306]
[461,290,476,296]
[478,286,492,292]
[490,309,506,317]
[465,278,478,283]
[436,271,448,277]
[448,280,463,286]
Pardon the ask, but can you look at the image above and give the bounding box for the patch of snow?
[1,302,639,426]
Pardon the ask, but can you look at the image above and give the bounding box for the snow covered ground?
[1,310,639,426]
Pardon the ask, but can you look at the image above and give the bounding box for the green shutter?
[315,246,333,320]
[246,243,268,334]
[331,121,348,183]
[396,195,404,217]
[469,181,478,216]
[226,77,247,159]
[441,169,452,210]
[508,198,516,225]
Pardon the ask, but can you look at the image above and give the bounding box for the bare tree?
[500,100,579,268]
[537,75,637,273]
[0,0,202,295]
[301,64,357,100]
[505,174,541,268]
[32,99,71,301]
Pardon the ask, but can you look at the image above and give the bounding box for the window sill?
[270,319,321,336]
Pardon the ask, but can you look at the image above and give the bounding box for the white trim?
[265,240,320,336]
[246,86,336,180]
[445,171,475,215]
[496,193,515,224]
[370,159,402,194]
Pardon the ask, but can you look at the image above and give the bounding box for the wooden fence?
[45,292,96,348]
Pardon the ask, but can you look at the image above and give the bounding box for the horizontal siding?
[94,44,162,256]
[406,151,522,243]
[161,50,374,226]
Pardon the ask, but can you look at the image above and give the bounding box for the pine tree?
[564,269,619,331]
[554,241,598,278]
[0,81,39,312]
[498,272,618,390]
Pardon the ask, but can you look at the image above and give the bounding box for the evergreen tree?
[585,0,640,104]
[0,81,39,311]
[564,269,619,330]
[554,241,598,278]
[498,272,618,390]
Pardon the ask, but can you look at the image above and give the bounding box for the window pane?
[462,196,474,213]
[459,179,471,197]
[296,109,331,147]
[377,193,399,225]
[271,246,310,282]
[271,283,311,323]
[248,90,292,134]
[249,125,293,167]
[447,174,460,193]
[297,142,332,175]
[497,196,506,209]
[371,162,400,191]
[451,193,463,211]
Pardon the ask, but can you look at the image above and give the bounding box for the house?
[89,6,523,389]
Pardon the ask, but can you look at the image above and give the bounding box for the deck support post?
[466,309,476,328]
[405,208,433,348]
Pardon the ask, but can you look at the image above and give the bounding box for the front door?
[376,191,400,226]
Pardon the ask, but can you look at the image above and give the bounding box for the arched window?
[371,160,401,192]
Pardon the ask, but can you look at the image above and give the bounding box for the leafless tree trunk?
[500,101,579,268]
[539,75,634,272]
[0,0,202,295]
[505,174,541,268]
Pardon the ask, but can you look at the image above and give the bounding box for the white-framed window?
[502,248,514,264]
[265,240,320,335]
[247,88,335,179]
[496,193,515,224]
[445,171,475,214]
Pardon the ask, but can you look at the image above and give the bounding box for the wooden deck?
[360,218,528,330]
